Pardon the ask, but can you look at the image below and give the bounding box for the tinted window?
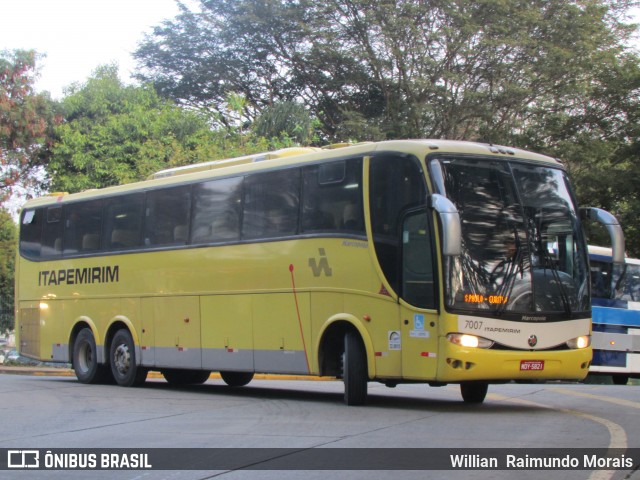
[402,210,436,308]
[301,159,364,234]
[192,177,243,244]
[145,186,192,246]
[242,169,300,239]
[369,155,426,292]
[20,209,43,258]
[104,194,144,250]
[41,206,63,257]
[63,200,103,254]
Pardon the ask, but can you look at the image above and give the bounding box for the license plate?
[520,360,545,371]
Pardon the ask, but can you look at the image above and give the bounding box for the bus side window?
[301,158,364,234]
[41,206,64,258]
[63,200,103,255]
[242,169,300,240]
[19,209,43,259]
[145,185,192,246]
[104,194,144,250]
[192,176,243,244]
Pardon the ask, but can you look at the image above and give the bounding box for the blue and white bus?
[589,245,640,385]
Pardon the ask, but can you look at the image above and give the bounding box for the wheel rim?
[78,342,93,374]
[113,343,131,376]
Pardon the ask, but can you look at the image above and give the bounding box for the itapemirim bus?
[15,140,625,405]
[589,245,640,385]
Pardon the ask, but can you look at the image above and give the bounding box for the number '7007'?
[464,320,483,330]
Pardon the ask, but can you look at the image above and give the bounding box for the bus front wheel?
[460,382,488,403]
[343,331,368,406]
[73,328,110,384]
[110,329,147,387]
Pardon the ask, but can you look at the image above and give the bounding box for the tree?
[252,101,319,145]
[0,49,57,206]
[0,209,16,333]
[134,0,637,141]
[135,0,640,255]
[49,65,224,192]
[512,50,640,256]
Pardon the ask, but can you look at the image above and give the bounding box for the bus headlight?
[566,335,591,349]
[447,333,494,349]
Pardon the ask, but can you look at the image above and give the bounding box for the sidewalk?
[0,365,74,376]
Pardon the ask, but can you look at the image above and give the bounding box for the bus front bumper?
[436,340,592,383]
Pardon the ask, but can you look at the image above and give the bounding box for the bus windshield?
[433,156,590,319]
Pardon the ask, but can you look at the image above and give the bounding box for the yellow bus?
[15,140,625,405]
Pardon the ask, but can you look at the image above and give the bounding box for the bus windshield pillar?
[429,193,461,256]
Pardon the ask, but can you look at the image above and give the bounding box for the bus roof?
[22,139,562,209]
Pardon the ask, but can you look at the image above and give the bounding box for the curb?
[0,366,333,382]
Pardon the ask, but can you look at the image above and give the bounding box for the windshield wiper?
[493,237,525,316]
[540,248,572,316]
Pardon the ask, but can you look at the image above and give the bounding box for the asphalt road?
[0,369,639,480]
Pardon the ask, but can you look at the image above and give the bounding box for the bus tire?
[612,375,629,386]
[220,371,254,387]
[460,382,488,403]
[343,331,368,406]
[163,369,211,385]
[73,328,110,384]
[110,329,147,387]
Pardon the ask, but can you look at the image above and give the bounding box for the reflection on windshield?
[435,157,590,320]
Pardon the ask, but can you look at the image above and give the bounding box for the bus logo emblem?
[308,248,333,277]
[528,335,538,347]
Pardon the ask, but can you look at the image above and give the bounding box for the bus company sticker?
[388,331,401,350]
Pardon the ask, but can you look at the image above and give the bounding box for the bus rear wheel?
[220,371,254,387]
[460,382,488,403]
[343,331,368,406]
[73,328,111,384]
[110,329,147,387]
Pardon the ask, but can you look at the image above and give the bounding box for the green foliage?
[134,0,636,142]
[0,49,58,205]
[50,65,223,192]
[252,101,320,145]
[511,50,640,256]
[48,66,306,193]
[0,208,16,333]
[133,0,640,254]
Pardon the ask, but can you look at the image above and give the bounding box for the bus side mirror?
[580,207,625,264]
[429,194,462,256]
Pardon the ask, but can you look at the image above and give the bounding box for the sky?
[0,0,183,99]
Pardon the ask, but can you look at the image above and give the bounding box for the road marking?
[489,392,627,480]
[551,387,640,410]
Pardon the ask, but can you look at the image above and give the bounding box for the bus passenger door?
[400,209,439,380]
